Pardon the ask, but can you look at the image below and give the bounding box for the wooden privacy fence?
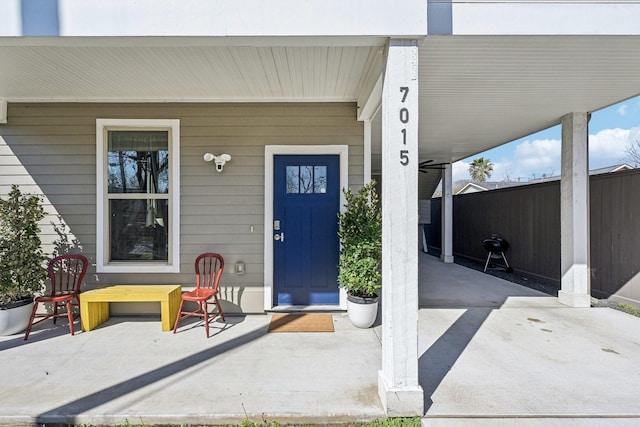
[426,169,640,305]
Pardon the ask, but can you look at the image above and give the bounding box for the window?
[96,119,180,273]
[286,165,327,194]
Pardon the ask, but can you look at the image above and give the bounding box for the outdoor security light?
[204,152,232,172]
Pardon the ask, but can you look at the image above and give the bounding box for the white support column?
[364,119,372,184]
[558,112,591,307]
[440,163,453,263]
[378,39,424,417]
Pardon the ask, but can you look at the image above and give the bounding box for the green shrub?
[0,185,47,305]
[337,181,382,298]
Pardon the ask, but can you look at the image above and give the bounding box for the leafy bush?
[337,181,382,298]
[0,185,47,305]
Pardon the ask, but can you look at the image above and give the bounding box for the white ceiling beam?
[357,73,383,121]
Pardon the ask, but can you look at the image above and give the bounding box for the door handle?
[274,232,285,242]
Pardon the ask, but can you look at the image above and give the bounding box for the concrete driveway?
[418,253,640,426]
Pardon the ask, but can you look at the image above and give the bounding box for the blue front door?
[273,155,340,305]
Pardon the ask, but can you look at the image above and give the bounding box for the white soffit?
[414,35,640,164]
[0,38,385,102]
[2,35,640,170]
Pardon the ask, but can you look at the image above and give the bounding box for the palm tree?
[468,157,494,182]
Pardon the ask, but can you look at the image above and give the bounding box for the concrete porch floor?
[0,253,639,426]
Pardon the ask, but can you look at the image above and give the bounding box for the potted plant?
[0,185,48,335]
[337,180,382,328]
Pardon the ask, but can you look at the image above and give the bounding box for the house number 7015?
[399,86,410,166]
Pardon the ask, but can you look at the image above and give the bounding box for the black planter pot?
[346,293,380,304]
[0,297,34,336]
[0,297,34,311]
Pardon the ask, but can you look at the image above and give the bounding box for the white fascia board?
[451,2,640,35]
[0,0,427,38]
[0,36,389,48]
[221,0,427,37]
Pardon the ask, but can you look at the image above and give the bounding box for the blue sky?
[452,96,640,182]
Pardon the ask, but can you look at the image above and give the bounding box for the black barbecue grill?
[482,235,513,273]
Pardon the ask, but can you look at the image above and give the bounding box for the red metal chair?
[173,253,226,337]
[24,254,88,340]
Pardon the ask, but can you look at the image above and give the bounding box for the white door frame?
[264,145,349,311]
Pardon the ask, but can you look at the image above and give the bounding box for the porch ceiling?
[0,37,386,102]
[414,35,640,165]
[372,35,640,179]
[1,35,640,172]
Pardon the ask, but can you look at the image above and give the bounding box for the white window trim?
[96,119,180,273]
[263,145,349,311]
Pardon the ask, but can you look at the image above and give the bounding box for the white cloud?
[512,138,561,179]
[451,126,638,185]
[589,127,635,168]
[491,161,518,182]
[617,104,628,116]
[452,160,470,182]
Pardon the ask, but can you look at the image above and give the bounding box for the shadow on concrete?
[173,314,240,337]
[0,319,74,351]
[35,318,265,425]
[420,307,492,411]
[417,252,555,412]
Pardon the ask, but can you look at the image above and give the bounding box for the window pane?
[314,166,327,193]
[107,131,169,194]
[300,166,313,194]
[286,166,299,193]
[109,199,168,261]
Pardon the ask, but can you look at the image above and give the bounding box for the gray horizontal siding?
[0,102,363,313]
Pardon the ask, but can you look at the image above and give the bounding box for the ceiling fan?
[419,159,448,174]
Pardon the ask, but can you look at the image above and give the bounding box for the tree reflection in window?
[107,131,168,194]
[107,131,169,262]
[286,165,327,194]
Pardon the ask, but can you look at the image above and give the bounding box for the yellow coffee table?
[80,285,182,332]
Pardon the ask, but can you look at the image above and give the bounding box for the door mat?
[268,314,334,333]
